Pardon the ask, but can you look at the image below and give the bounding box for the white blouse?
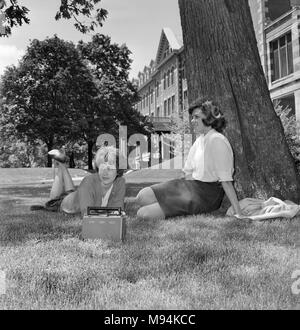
[184,129,234,182]
[101,184,114,207]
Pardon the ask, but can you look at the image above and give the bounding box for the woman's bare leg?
[136,203,165,220]
[60,191,80,214]
[135,187,158,207]
[49,165,64,199]
[49,162,75,199]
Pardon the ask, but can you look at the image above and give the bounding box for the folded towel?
[226,197,300,221]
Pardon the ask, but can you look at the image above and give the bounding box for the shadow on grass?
[219,216,300,247]
[1,185,50,198]
[0,212,81,246]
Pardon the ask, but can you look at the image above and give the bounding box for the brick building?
[133,28,188,134]
[249,0,300,116]
[135,0,300,128]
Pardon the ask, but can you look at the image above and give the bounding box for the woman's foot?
[48,149,67,163]
[30,204,46,211]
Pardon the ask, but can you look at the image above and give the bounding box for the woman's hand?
[233,212,253,224]
[233,211,251,219]
[179,171,193,180]
[221,181,252,220]
[185,174,194,180]
[233,200,264,220]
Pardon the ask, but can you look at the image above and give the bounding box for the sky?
[0,0,182,79]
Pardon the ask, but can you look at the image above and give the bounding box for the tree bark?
[88,140,94,170]
[46,139,53,168]
[178,0,300,202]
[69,152,75,168]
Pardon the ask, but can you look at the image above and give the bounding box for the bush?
[274,101,300,173]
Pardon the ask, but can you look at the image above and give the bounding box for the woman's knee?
[136,187,157,206]
[136,204,165,221]
[136,207,152,221]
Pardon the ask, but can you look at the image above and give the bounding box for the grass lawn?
[0,183,299,309]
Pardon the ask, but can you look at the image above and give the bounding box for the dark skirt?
[151,179,224,218]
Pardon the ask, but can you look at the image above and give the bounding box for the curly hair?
[188,100,226,132]
[93,146,126,177]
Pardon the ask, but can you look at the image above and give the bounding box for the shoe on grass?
[48,149,67,163]
[30,204,46,211]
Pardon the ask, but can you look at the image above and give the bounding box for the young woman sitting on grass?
[31,146,126,215]
[135,100,244,221]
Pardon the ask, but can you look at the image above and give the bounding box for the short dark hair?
[188,100,226,132]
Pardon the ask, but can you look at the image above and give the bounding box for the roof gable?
[155,27,181,65]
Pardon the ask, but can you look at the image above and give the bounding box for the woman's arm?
[77,176,96,216]
[221,181,242,215]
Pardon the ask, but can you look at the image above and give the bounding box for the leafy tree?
[0,99,47,167]
[76,34,153,169]
[0,0,107,36]
[178,0,300,202]
[0,34,152,169]
[163,112,192,164]
[0,35,98,166]
[274,101,300,173]
[0,134,47,167]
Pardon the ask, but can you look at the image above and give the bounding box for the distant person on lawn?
[135,100,244,220]
[31,146,126,215]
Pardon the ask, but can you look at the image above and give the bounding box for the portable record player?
[82,207,126,241]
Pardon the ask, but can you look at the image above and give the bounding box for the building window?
[151,90,154,104]
[167,98,171,116]
[163,47,170,59]
[184,90,188,110]
[156,106,160,117]
[167,70,170,87]
[156,82,160,97]
[270,32,293,82]
[163,73,166,89]
[182,66,186,80]
[171,95,175,113]
[171,67,174,85]
[164,100,167,116]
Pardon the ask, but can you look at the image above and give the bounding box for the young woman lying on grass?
[31,146,126,216]
[136,100,245,221]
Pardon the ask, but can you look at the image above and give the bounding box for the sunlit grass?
[0,185,299,310]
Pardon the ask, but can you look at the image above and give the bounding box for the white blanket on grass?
[226,197,300,221]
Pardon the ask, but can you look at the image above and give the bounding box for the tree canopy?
[0,34,152,168]
[76,34,152,168]
[0,35,98,165]
[0,0,108,36]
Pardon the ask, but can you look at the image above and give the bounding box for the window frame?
[270,31,293,82]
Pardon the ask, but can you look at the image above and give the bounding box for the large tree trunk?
[88,140,94,170]
[178,0,300,202]
[69,152,75,168]
[46,139,53,168]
